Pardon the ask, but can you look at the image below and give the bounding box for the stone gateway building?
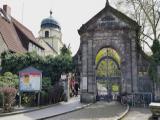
[74,2,152,103]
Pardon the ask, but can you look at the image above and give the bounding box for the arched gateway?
[74,3,152,103]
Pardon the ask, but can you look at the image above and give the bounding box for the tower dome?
[41,11,61,30]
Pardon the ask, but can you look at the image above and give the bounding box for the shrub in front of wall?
[0,87,17,112]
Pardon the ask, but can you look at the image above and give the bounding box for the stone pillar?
[123,39,132,93]
[81,42,88,91]
[87,40,96,102]
[80,41,90,103]
[81,39,96,103]
[131,35,138,92]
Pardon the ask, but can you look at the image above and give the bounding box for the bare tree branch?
[137,0,157,39]
[156,11,160,27]
[140,39,152,50]
[141,32,154,41]
[115,0,160,52]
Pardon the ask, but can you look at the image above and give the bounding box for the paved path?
[0,96,87,120]
[46,101,127,120]
[0,96,127,120]
[122,107,152,120]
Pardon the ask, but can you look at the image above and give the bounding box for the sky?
[0,0,114,55]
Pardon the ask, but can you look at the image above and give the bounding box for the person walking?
[74,81,79,97]
[69,78,75,97]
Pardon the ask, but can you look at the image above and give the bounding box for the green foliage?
[151,39,160,55]
[96,48,121,78]
[96,60,120,77]
[48,83,64,103]
[149,39,160,82]
[44,54,74,84]
[0,72,18,111]
[1,51,74,85]
[60,44,72,56]
[42,77,52,90]
[21,93,36,106]
[0,72,18,88]
[96,48,120,64]
[1,51,44,74]
[0,49,74,106]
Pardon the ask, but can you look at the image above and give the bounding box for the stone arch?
[96,56,120,70]
[93,40,125,65]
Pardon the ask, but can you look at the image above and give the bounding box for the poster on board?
[19,67,42,92]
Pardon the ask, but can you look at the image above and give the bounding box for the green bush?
[149,39,160,82]
[1,51,74,85]
[0,72,18,112]
[21,93,36,107]
[40,91,49,105]
[48,83,64,104]
[42,77,52,91]
[0,72,18,88]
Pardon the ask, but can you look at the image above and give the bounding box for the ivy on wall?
[149,39,160,83]
[0,45,74,85]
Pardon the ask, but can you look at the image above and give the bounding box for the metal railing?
[120,92,152,107]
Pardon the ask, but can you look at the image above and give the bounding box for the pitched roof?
[12,18,44,49]
[0,8,44,53]
[19,66,42,73]
[0,14,26,52]
[78,4,140,35]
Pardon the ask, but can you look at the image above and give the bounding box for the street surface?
[122,107,152,120]
[46,101,126,120]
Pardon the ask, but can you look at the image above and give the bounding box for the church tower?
[38,11,63,56]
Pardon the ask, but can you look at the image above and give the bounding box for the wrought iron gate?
[96,48,121,101]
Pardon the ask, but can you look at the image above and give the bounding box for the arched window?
[45,31,49,38]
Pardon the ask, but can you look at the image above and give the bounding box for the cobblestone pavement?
[46,101,127,120]
[122,107,152,120]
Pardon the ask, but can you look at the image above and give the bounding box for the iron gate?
[96,48,121,101]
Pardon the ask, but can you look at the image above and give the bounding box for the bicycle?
[120,94,133,106]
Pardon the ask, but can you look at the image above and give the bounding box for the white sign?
[82,77,87,90]
[61,74,67,80]
[19,72,41,91]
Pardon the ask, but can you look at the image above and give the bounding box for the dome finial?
[50,10,52,17]
[106,0,109,6]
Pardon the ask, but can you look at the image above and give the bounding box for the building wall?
[38,38,57,57]
[28,42,44,56]
[38,27,63,56]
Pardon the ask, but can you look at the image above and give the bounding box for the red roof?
[0,8,44,53]
[12,18,44,49]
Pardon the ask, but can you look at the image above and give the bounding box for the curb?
[38,103,93,120]
[116,105,130,120]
